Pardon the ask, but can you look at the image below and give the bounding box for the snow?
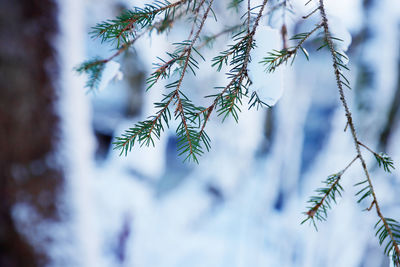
[327,16,352,53]
[98,60,123,92]
[57,0,102,265]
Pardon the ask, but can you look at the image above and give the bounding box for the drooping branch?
[172,0,214,161]
[302,156,359,229]
[92,0,189,45]
[318,0,400,263]
[198,0,270,132]
[79,1,400,261]
[114,0,215,163]
[357,141,395,173]
[261,23,322,72]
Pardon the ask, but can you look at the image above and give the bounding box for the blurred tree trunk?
[379,30,400,150]
[0,1,63,266]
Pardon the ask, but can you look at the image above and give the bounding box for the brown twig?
[307,156,359,218]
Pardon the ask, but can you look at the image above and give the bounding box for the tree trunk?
[0,1,63,266]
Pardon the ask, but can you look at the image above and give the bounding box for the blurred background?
[1,0,400,266]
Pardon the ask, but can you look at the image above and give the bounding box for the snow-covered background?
[57,0,400,266]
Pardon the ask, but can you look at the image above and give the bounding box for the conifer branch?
[318,1,400,264]
[75,25,147,91]
[170,0,213,161]
[91,0,189,46]
[146,43,189,91]
[76,1,200,91]
[113,90,175,155]
[171,0,214,162]
[302,156,359,229]
[114,0,214,163]
[261,23,322,72]
[75,58,106,90]
[79,0,400,263]
[199,0,269,128]
[357,141,395,173]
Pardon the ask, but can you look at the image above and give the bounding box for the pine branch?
[168,0,214,162]
[145,42,191,91]
[358,141,395,173]
[113,90,175,155]
[302,156,358,230]
[201,0,269,126]
[80,1,400,263]
[374,153,395,173]
[318,1,400,264]
[76,1,196,92]
[76,3,190,91]
[114,0,215,163]
[186,0,270,145]
[113,88,210,162]
[261,23,322,72]
[91,0,189,46]
[215,0,269,117]
[74,58,106,90]
[75,31,145,91]
[375,218,400,266]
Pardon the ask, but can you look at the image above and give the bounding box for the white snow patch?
[98,60,123,91]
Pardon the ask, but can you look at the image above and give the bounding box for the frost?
[247,26,283,106]
[98,61,123,91]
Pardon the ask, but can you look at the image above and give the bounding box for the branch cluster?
[78,1,399,264]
